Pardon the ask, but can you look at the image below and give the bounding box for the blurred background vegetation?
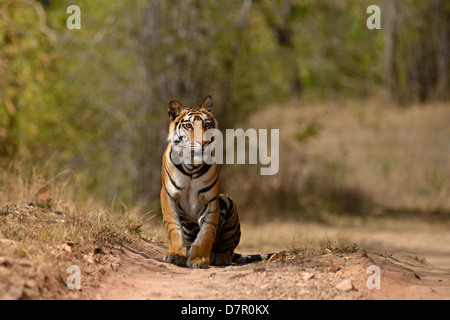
[1,0,449,219]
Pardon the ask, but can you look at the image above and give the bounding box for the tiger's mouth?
[190,137,215,156]
[190,141,211,156]
[190,149,202,157]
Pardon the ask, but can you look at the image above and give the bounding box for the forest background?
[1,0,449,219]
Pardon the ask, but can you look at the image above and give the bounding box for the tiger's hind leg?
[210,194,241,266]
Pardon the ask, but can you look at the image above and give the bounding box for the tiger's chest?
[178,178,206,221]
[166,171,208,223]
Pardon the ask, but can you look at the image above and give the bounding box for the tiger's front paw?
[187,255,210,269]
[164,253,187,267]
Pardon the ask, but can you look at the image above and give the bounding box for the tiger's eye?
[184,123,193,130]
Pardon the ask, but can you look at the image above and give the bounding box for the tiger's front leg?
[187,200,220,268]
[161,188,187,267]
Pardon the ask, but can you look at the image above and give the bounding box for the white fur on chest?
[173,172,206,222]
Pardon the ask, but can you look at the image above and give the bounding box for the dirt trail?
[81,237,450,300]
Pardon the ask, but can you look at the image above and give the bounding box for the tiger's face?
[167,96,218,165]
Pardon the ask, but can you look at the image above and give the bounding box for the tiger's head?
[167,95,218,166]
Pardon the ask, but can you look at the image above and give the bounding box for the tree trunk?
[384,0,399,101]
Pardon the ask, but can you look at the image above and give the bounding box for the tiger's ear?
[200,95,213,113]
[168,100,184,121]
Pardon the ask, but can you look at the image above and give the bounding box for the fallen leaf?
[35,188,52,209]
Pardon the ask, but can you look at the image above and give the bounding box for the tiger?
[160,95,273,268]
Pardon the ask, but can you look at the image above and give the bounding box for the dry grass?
[224,98,450,218]
[0,164,150,299]
[305,99,450,213]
